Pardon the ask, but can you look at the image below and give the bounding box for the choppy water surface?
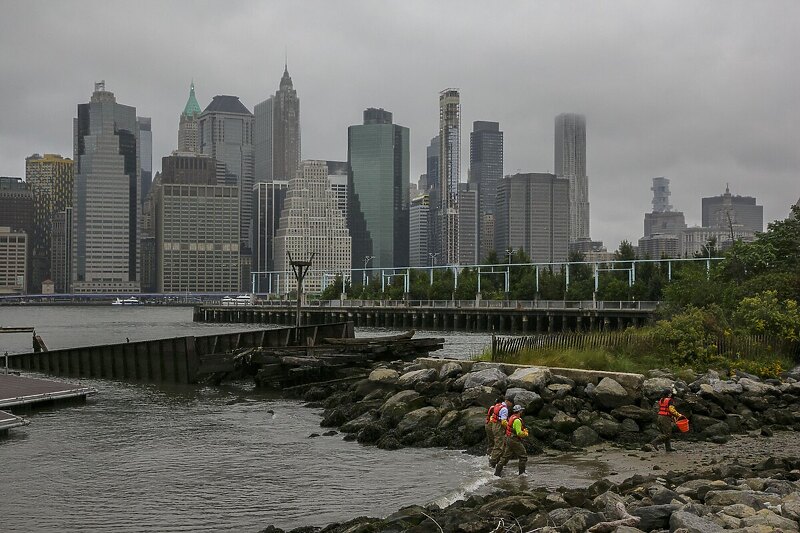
[0,306,604,532]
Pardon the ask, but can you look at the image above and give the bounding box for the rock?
[742,508,799,530]
[507,366,552,391]
[702,422,731,440]
[561,510,603,532]
[650,486,681,505]
[592,491,625,519]
[384,505,427,526]
[632,504,679,531]
[611,405,653,422]
[782,500,800,521]
[340,411,379,433]
[460,406,490,445]
[738,378,778,395]
[594,377,633,409]
[437,410,460,429]
[376,435,402,450]
[396,406,441,435]
[356,422,384,444]
[462,368,508,390]
[437,362,462,380]
[397,368,437,388]
[643,377,675,399]
[710,380,743,395]
[669,510,725,532]
[704,490,780,508]
[720,504,757,519]
[740,393,770,412]
[379,390,427,426]
[552,411,580,434]
[546,383,574,398]
[613,528,646,533]
[620,418,641,433]
[590,418,622,439]
[571,425,600,447]
[460,385,498,408]
[478,495,539,517]
[368,368,399,384]
[505,388,543,412]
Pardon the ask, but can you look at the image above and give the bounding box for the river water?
[0,306,605,532]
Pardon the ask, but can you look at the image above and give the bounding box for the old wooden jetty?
[6,322,354,385]
[198,331,445,388]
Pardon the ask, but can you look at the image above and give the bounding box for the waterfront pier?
[7,322,353,385]
[193,300,658,333]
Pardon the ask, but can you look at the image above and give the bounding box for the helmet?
[513,405,524,413]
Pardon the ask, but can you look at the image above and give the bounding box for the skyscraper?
[639,177,685,259]
[438,89,461,265]
[197,95,254,248]
[178,81,201,153]
[274,160,351,294]
[470,121,503,217]
[72,82,141,293]
[554,113,590,242]
[252,179,288,276]
[25,153,74,291]
[254,65,300,183]
[326,161,349,219]
[457,183,479,265]
[347,108,409,270]
[0,226,27,294]
[154,153,240,293]
[495,173,570,263]
[426,136,440,191]
[702,186,763,234]
[409,194,430,268]
[138,117,152,206]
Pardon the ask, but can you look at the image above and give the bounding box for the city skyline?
[1,1,798,250]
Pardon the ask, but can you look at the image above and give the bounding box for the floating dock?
[0,373,97,409]
[0,409,29,434]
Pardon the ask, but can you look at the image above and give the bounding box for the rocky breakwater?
[261,456,800,532]
[300,359,800,452]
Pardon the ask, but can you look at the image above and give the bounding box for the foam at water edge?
[429,456,495,509]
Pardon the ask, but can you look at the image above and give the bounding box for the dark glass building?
[347,108,409,271]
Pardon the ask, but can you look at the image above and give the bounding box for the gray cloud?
[1,0,798,249]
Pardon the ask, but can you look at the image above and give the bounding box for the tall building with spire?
[555,113,590,242]
[438,89,461,265]
[72,81,141,293]
[254,64,300,183]
[178,81,201,153]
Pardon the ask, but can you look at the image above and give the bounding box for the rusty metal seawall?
[7,322,354,385]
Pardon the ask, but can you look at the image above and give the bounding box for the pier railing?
[242,299,659,311]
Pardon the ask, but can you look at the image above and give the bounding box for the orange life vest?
[505,413,525,437]
[486,402,503,423]
[658,397,673,416]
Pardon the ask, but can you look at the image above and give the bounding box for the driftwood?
[587,502,641,532]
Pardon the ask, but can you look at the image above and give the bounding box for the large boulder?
[571,425,600,447]
[710,379,743,395]
[460,406,490,445]
[632,504,679,531]
[590,418,622,439]
[396,406,442,435]
[478,495,539,517]
[379,390,427,425]
[611,405,654,422]
[462,368,508,390]
[742,508,800,530]
[642,377,674,399]
[738,377,779,395]
[552,411,580,434]
[368,368,399,384]
[340,411,379,433]
[460,385,499,408]
[397,368,437,388]
[507,367,552,391]
[505,388,543,412]
[437,362,463,380]
[593,377,633,409]
[669,510,725,532]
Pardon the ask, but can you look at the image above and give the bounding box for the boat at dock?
[112,297,141,305]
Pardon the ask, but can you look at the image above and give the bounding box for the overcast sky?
[1,1,798,250]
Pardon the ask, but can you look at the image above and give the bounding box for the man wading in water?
[488,398,513,468]
[494,404,529,476]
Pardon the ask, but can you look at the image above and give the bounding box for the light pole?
[428,252,439,286]
[506,248,515,264]
[505,249,515,300]
[362,255,374,288]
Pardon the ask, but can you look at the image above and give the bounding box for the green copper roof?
[182,81,201,117]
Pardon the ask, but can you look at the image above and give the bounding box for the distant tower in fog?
[438,89,460,265]
[555,113,589,242]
